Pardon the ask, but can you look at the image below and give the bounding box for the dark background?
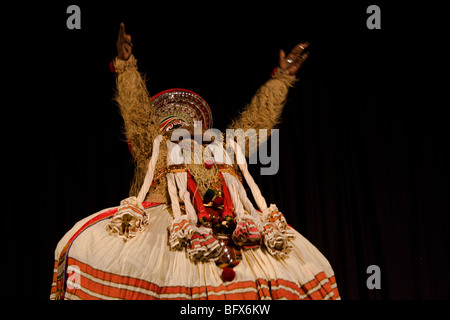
[3,1,449,300]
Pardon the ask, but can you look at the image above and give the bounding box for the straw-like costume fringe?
[114,56,297,202]
[113,56,168,200]
[229,68,297,157]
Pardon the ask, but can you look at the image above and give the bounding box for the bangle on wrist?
[110,55,136,74]
[270,67,298,87]
[270,67,291,78]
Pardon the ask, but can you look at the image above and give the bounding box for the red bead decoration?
[271,67,278,78]
[221,267,236,282]
[204,159,214,169]
[109,61,116,73]
[214,196,224,205]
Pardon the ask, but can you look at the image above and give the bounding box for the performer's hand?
[279,42,309,75]
[117,22,133,61]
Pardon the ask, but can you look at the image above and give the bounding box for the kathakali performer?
[50,23,340,300]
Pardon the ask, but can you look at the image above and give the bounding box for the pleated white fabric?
[51,203,339,300]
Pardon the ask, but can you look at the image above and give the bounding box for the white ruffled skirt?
[50,203,340,300]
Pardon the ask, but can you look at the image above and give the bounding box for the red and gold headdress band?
[152,88,213,133]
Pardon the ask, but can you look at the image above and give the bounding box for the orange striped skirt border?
[51,256,339,300]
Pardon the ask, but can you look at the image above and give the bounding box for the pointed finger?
[118,22,125,41]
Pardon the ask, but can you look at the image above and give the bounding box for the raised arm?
[229,43,309,157]
[112,23,160,165]
[111,23,163,197]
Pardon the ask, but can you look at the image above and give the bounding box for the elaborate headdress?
[152,88,213,133]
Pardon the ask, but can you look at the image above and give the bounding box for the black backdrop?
[3,1,449,301]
